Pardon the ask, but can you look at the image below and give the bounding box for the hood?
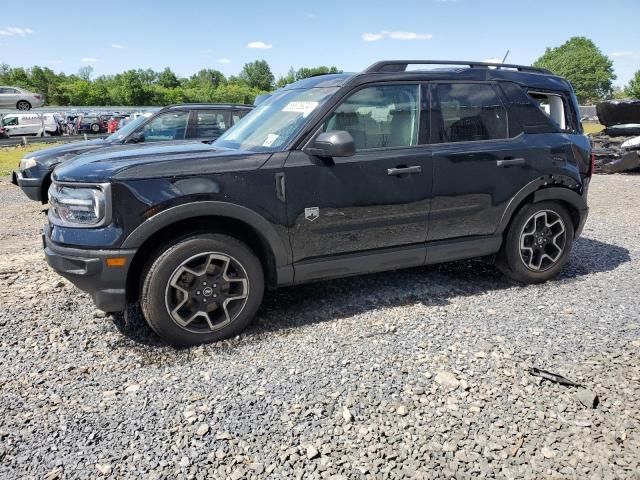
[26,138,110,167]
[53,140,272,183]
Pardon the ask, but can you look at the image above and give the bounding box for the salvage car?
[43,60,592,346]
[12,103,253,202]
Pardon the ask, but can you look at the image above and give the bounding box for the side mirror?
[305,131,355,158]
[128,130,145,143]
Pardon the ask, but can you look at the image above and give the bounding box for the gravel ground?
[1,174,639,480]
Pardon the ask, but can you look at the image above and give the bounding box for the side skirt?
[290,235,503,285]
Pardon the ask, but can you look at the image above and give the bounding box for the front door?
[285,83,432,274]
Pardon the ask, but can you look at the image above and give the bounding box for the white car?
[1,113,62,136]
[0,86,45,110]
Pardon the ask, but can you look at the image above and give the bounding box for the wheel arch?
[123,202,293,304]
[497,182,586,236]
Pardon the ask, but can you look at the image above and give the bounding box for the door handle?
[496,158,525,167]
[387,165,422,176]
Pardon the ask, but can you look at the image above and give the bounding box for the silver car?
[0,86,45,110]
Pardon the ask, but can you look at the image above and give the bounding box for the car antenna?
[501,50,510,64]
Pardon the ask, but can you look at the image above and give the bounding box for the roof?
[282,60,572,93]
[161,103,253,110]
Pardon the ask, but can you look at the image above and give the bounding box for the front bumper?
[42,225,136,312]
[12,170,44,202]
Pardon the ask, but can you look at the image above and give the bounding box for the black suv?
[12,103,253,202]
[44,60,592,346]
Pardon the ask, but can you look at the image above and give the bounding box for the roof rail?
[363,60,551,75]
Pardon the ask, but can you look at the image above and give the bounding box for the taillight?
[34,95,41,99]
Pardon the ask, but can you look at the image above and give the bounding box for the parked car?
[42,60,592,346]
[1,113,63,136]
[12,103,253,202]
[0,86,45,110]
[76,115,105,134]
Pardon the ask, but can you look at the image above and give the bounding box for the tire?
[90,123,100,133]
[498,201,574,284]
[16,100,31,111]
[140,233,264,346]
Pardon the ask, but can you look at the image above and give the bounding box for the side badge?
[305,207,320,222]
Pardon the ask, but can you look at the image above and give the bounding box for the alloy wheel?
[17,101,30,110]
[164,252,249,333]
[519,210,567,272]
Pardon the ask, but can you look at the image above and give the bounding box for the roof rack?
[363,60,551,75]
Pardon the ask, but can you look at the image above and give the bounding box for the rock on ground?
[1,174,640,479]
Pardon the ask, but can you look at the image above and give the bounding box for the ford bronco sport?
[44,60,591,346]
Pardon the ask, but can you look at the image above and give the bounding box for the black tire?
[140,233,264,346]
[90,123,100,133]
[16,100,31,110]
[498,201,574,284]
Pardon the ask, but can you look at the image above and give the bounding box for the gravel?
[1,174,639,479]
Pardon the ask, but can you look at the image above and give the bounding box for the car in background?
[1,113,63,136]
[0,86,45,110]
[76,114,106,134]
[12,103,253,202]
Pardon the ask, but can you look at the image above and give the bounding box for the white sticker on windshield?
[262,133,279,147]
[283,101,319,117]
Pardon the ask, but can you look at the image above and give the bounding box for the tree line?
[0,60,340,107]
[0,37,638,106]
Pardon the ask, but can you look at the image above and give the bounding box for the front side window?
[2,116,18,126]
[141,111,189,141]
[188,111,227,140]
[432,83,508,143]
[323,84,420,151]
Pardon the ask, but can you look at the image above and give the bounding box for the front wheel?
[498,201,574,283]
[90,123,100,133]
[140,234,264,346]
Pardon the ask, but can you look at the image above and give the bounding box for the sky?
[0,0,638,86]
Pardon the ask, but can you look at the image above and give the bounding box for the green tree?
[185,69,226,90]
[239,60,274,91]
[626,70,640,99]
[533,37,615,104]
[158,67,180,89]
[295,66,340,80]
[275,67,296,88]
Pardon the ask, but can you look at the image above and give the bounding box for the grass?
[0,143,64,176]
[582,121,604,135]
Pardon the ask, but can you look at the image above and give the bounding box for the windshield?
[106,115,147,142]
[214,87,339,152]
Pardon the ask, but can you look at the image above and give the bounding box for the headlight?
[48,182,111,228]
[20,156,37,170]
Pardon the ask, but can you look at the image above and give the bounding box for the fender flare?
[121,201,291,268]
[496,180,586,234]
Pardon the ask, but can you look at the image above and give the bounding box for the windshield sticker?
[262,133,279,147]
[283,101,319,117]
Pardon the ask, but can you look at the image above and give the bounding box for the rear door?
[0,88,19,108]
[428,82,541,240]
[285,82,432,270]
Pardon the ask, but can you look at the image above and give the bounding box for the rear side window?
[431,83,508,143]
[189,111,228,139]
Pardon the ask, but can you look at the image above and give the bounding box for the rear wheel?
[498,201,574,283]
[16,100,31,110]
[90,123,100,133]
[140,234,264,346]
